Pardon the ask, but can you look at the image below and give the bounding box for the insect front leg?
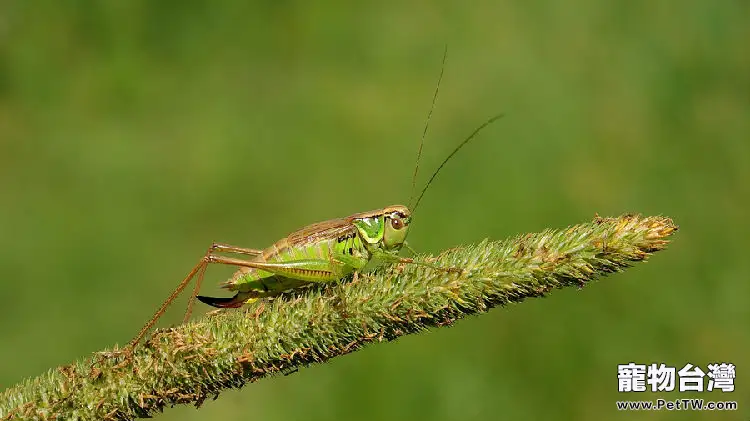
[403,242,418,256]
[372,250,463,274]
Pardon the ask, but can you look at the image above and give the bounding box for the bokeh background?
[1,1,747,420]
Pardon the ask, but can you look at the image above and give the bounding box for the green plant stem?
[0,214,678,421]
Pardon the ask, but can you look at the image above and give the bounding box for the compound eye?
[390,216,404,230]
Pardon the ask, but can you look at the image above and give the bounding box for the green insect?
[126,58,503,352]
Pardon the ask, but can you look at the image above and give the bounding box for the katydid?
[125,60,503,354]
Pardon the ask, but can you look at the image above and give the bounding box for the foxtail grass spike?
[0,214,678,421]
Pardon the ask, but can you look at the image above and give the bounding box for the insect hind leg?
[128,254,210,352]
[210,242,263,256]
[128,242,264,352]
[184,243,263,322]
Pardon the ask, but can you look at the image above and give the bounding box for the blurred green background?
[1,1,747,420]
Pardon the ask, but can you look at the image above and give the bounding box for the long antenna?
[410,45,448,207]
[411,113,505,214]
